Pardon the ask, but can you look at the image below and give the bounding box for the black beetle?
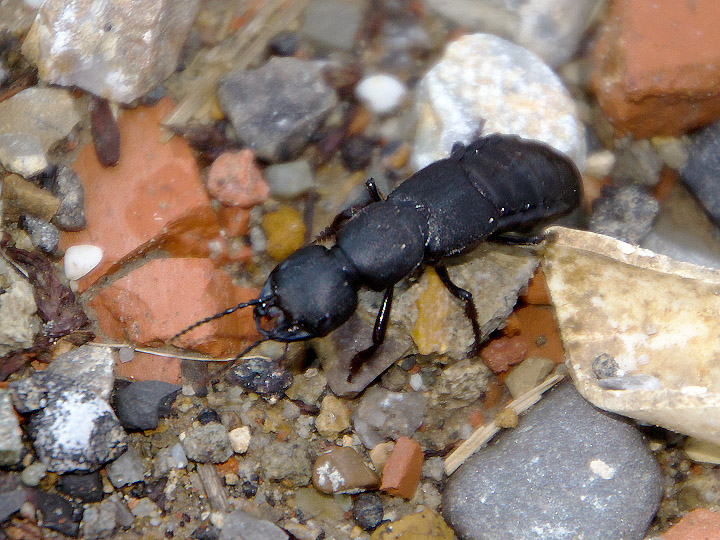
[175,133,581,378]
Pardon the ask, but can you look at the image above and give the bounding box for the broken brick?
[662,508,720,540]
[380,436,423,499]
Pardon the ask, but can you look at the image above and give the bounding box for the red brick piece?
[380,436,423,499]
[480,335,528,373]
[61,98,224,290]
[662,508,720,540]
[89,258,260,357]
[592,0,720,137]
[115,352,182,385]
[206,149,269,207]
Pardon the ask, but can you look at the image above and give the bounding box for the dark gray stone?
[114,380,180,431]
[588,185,659,244]
[57,471,104,503]
[20,214,60,254]
[219,509,288,540]
[682,120,720,228]
[442,383,663,540]
[0,489,26,523]
[46,165,86,231]
[218,56,337,162]
[106,448,144,488]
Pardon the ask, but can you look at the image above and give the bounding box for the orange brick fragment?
[662,508,720,540]
[520,267,551,305]
[115,352,182,385]
[480,335,527,373]
[380,436,423,499]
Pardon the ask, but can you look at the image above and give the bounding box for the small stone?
[268,31,299,57]
[353,492,384,531]
[370,509,453,540]
[662,508,720,540]
[23,0,201,104]
[20,214,59,254]
[63,244,103,281]
[21,462,46,487]
[229,357,293,400]
[181,423,233,464]
[412,267,454,355]
[0,258,40,358]
[197,408,222,425]
[682,438,720,466]
[0,390,23,467]
[495,407,519,429]
[352,387,427,449]
[57,471,104,503]
[340,135,375,171]
[264,160,315,199]
[412,33,585,171]
[312,446,379,494]
[504,357,556,398]
[2,173,60,222]
[32,489,83,537]
[206,149,269,207]
[588,185,660,244]
[228,426,251,454]
[81,495,134,539]
[106,448,145,488]
[584,150,616,179]
[300,0,367,52]
[315,395,351,438]
[355,74,407,115]
[218,509,288,540]
[681,121,720,229]
[152,443,188,477]
[114,380,180,431]
[369,442,394,472]
[379,436,423,499]
[129,497,159,518]
[0,132,48,177]
[218,56,337,162]
[0,489,27,524]
[261,205,306,261]
[284,368,327,406]
[480,335,528,373]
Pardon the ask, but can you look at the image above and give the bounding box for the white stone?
[355,74,407,115]
[411,33,585,172]
[228,426,251,454]
[0,133,48,177]
[63,244,103,281]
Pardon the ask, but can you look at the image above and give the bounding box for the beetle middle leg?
[433,265,482,357]
[348,285,394,381]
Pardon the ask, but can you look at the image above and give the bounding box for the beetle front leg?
[348,285,394,381]
[433,265,482,357]
[315,179,385,243]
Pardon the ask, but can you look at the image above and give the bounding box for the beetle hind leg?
[433,265,482,357]
[348,285,394,382]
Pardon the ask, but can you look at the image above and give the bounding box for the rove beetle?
[175,133,581,379]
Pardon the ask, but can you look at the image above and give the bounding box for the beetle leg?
[314,179,385,243]
[491,231,545,245]
[433,265,482,357]
[348,285,394,381]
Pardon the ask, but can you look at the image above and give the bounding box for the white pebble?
[355,74,407,115]
[63,244,103,280]
[228,426,252,454]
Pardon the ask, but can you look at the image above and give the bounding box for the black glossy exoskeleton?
[176,134,582,378]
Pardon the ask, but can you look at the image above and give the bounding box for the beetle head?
[254,245,358,342]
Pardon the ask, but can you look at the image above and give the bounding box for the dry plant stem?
[163,0,309,133]
[443,371,565,477]
[196,463,229,513]
[87,341,268,363]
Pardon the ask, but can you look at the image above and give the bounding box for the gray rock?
[46,166,86,231]
[611,139,665,187]
[264,160,315,199]
[0,390,23,467]
[442,383,663,540]
[114,380,180,430]
[44,345,116,401]
[300,0,368,51]
[81,495,134,539]
[0,489,26,523]
[589,185,660,245]
[681,120,720,229]
[0,132,48,177]
[218,56,337,162]
[22,0,201,104]
[181,423,233,464]
[152,443,187,478]
[20,214,59,254]
[21,462,47,487]
[57,471,104,503]
[352,387,427,449]
[219,509,288,540]
[106,448,144,488]
[257,438,312,485]
[0,87,80,152]
[423,0,600,67]
[411,33,585,172]
[0,257,39,357]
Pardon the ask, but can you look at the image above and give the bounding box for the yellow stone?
[412,267,453,355]
[370,509,454,540]
[262,205,306,261]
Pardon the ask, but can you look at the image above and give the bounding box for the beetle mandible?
[175,133,582,379]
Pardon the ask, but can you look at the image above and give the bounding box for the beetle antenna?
[170,299,261,342]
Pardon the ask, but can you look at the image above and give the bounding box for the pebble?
[0,489,26,524]
[681,120,720,228]
[229,357,293,400]
[181,423,233,464]
[411,33,585,172]
[503,357,556,398]
[2,173,60,222]
[23,0,201,104]
[264,160,315,199]
[114,380,181,431]
[258,438,312,485]
[300,0,367,52]
[0,258,39,358]
[661,508,720,540]
[20,214,59,254]
[228,426,251,454]
[352,387,427,449]
[129,497,159,518]
[284,368,327,406]
[206,149,269,207]
[611,139,664,186]
[152,443,188,477]
[355,74,407,115]
[268,31,299,57]
[379,436,423,499]
[371,508,454,540]
[57,471,104,503]
[218,508,288,540]
[32,488,83,537]
[81,495,134,539]
[63,244,103,281]
[218,57,337,162]
[442,383,663,540]
[89,96,120,167]
[315,395,351,439]
[106,448,145,488]
[312,446,379,494]
[340,135,375,171]
[20,461,46,487]
[261,205,306,261]
[0,132,48,177]
[588,185,660,244]
[353,492,384,531]
[0,390,23,467]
